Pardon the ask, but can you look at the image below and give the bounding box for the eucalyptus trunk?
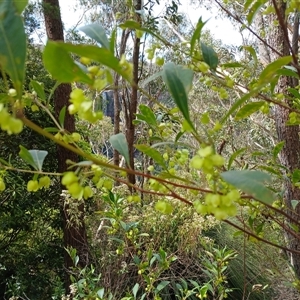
[268,1,300,277]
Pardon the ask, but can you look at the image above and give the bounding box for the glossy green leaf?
[162,63,193,128]
[221,170,275,204]
[190,17,207,55]
[80,24,110,49]
[28,150,48,171]
[0,0,27,97]
[19,145,37,170]
[30,80,45,101]
[273,141,284,159]
[201,42,218,70]
[59,106,66,127]
[135,144,167,169]
[235,101,265,120]
[137,104,157,126]
[43,41,93,84]
[13,0,28,13]
[258,56,292,85]
[109,133,130,166]
[228,148,246,169]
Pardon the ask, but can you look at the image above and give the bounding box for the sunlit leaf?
[0,0,27,97]
[80,24,110,49]
[235,101,265,120]
[109,133,130,166]
[221,170,275,204]
[137,104,157,127]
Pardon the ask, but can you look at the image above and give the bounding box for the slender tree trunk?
[268,0,300,277]
[42,0,88,292]
[126,0,142,186]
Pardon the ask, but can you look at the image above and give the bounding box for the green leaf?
[141,70,163,87]
[135,144,167,169]
[28,150,48,171]
[56,42,132,82]
[109,133,130,166]
[119,20,141,30]
[288,88,300,99]
[258,56,292,85]
[221,170,275,204]
[132,283,139,298]
[273,141,284,159]
[19,145,37,170]
[277,68,299,79]
[79,24,110,49]
[13,0,28,14]
[291,200,299,210]
[292,169,300,184]
[246,0,267,25]
[201,42,218,70]
[30,80,45,101]
[162,63,193,129]
[235,101,265,120]
[137,104,156,126]
[97,288,105,299]
[228,148,246,169]
[110,28,116,53]
[221,90,257,124]
[156,280,170,292]
[0,0,27,97]
[43,41,93,84]
[242,46,257,66]
[190,17,207,55]
[59,106,66,127]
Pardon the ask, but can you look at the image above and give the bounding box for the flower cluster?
[0,104,23,135]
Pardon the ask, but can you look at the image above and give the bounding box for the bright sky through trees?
[58,0,243,46]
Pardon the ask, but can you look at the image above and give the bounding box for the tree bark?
[42,0,88,292]
[267,0,300,278]
[126,0,142,186]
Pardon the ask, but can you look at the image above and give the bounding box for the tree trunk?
[126,0,142,186]
[42,0,88,292]
[268,0,300,277]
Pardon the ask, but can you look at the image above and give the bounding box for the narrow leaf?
[221,170,275,204]
[273,141,284,159]
[190,17,207,55]
[80,24,110,49]
[228,148,246,169]
[235,101,265,120]
[0,0,27,97]
[132,283,139,298]
[59,106,66,127]
[109,133,130,166]
[135,144,167,169]
[243,46,257,66]
[19,145,37,170]
[201,42,218,70]
[43,41,93,84]
[28,150,48,171]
